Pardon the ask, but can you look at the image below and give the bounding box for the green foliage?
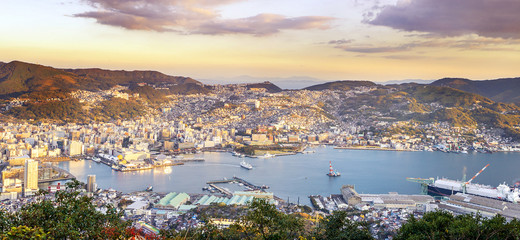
[6,99,89,122]
[128,85,169,104]
[93,97,145,120]
[313,210,373,240]
[405,85,493,108]
[431,108,477,127]
[395,211,520,240]
[1,226,52,240]
[0,180,129,239]
[239,198,305,240]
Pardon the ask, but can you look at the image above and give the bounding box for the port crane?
[462,164,490,194]
[406,177,434,195]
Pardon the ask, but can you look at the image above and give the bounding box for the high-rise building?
[87,175,96,193]
[24,159,38,192]
[69,140,83,156]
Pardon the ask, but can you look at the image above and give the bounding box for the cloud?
[327,36,520,53]
[74,0,334,35]
[196,14,333,36]
[368,0,520,39]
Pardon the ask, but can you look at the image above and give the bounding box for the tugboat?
[240,160,253,170]
[327,161,341,177]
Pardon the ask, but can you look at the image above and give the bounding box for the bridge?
[1,163,75,189]
[38,163,75,183]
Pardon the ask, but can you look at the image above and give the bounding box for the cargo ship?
[408,164,520,203]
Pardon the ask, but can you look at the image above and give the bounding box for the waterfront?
[58,147,520,205]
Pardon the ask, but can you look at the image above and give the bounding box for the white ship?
[240,160,253,170]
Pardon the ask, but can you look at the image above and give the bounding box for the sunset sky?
[2,0,520,83]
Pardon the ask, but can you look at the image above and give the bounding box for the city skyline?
[2,0,520,82]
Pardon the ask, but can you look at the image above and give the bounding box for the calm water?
[57,147,520,205]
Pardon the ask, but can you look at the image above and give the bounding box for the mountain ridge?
[0,61,205,98]
[431,77,520,103]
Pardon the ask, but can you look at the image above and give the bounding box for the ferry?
[240,160,253,170]
[327,161,341,177]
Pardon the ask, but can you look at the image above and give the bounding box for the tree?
[395,211,520,240]
[1,180,130,239]
[313,210,373,240]
[239,198,305,240]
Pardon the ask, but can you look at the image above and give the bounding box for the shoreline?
[333,146,419,152]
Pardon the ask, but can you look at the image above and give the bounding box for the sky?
[1,0,520,83]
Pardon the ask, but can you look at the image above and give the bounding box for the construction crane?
[406,177,435,195]
[462,164,490,194]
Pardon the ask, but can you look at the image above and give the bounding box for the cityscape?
[2,0,520,239]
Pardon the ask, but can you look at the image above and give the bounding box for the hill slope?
[0,61,207,98]
[304,80,377,91]
[431,77,520,103]
[0,61,93,97]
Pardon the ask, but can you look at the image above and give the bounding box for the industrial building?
[439,193,520,220]
[359,193,434,211]
[156,192,190,209]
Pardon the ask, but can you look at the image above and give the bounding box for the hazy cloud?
[328,36,520,53]
[368,0,520,39]
[74,0,334,35]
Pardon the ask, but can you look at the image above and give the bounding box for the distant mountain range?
[2,61,520,103]
[2,60,520,139]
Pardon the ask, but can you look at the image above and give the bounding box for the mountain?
[304,80,377,91]
[381,79,435,85]
[244,81,282,93]
[65,68,200,89]
[430,77,520,103]
[0,61,207,98]
[199,75,323,89]
[0,61,93,97]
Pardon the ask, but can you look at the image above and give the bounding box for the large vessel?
[327,161,341,177]
[240,160,253,170]
[408,164,520,203]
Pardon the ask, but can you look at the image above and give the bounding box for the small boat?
[327,161,341,177]
[145,186,153,192]
[92,157,101,163]
[240,160,253,170]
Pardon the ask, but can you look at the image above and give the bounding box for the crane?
[462,164,490,194]
[406,177,435,195]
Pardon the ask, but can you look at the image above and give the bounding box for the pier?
[208,184,233,197]
[207,179,234,184]
[233,177,269,191]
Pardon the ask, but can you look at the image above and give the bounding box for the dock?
[233,177,269,190]
[174,158,205,162]
[208,184,233,197]
[207,179,234,184]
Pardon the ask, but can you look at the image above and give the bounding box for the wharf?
[233,176,269,191]
[207,179,234,184]
[174,158,204,162]
[209,184,233,197]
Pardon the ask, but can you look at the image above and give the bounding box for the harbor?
[56,147,520,206]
